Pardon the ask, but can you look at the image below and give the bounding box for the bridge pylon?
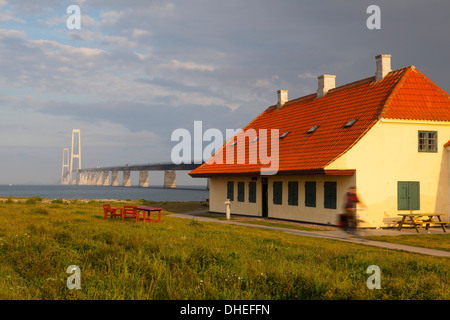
[69,129,82,184]
[60,148,70,184]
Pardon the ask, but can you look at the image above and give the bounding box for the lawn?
[0,198,448,300]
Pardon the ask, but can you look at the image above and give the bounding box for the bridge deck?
[78,162,203,172]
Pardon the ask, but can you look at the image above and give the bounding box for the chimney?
[375,54,391,81]
[277,89,288,108]
[317,74,336,98]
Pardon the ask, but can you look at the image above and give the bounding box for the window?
[280,131,290,139]
[288,181,298,206]
[248,181,257,203]
[307,125,319,134]
[344,119,358,128]
[237,182,245,202]
[398,181,420,210]
[418,131,437,152]
[324,181,337,209]
[273,181,282,205]
[305,181,316,207]
[227,181,234,201]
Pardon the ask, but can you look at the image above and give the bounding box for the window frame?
[288,181,299,206]
[273,181,283,205]
[324,181,337,209]
[248,181,257,203]
[304,181,316,207]
[227,181,234,201]
[418,131,437,153]
[237,182,245,202]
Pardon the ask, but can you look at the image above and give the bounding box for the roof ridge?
[377,66,413,119]
[277,67,410,108]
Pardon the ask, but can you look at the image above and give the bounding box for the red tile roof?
[190,66,450,177]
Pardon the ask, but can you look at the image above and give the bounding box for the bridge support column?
[111,171,119,187]
[123,171,131,187]
[139,171,149,187]
[96,172,102,186]
[78,173,86,185]
[164,170,176,188]
[89,173,96,185]
[102,171,110,186]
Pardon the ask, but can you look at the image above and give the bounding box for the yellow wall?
[326,119,450,227]
[209,175,355,225]
[209,177,261,217]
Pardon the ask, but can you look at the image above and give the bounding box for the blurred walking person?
[342,186,367,237]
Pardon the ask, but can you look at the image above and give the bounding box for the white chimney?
[375,54,391,81]
[317,74,336,98]
[277,89,288,108]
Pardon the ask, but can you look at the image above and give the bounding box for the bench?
[397,213,448,232]
[424,220,449,231]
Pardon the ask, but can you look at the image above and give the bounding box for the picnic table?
[397,213,448,233]
[136,206,164,223]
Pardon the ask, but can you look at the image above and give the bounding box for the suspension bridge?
[59,129,204,189]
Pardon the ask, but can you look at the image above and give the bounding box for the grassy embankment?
[0,197,448,299]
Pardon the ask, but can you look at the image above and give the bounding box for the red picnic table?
[136,206,164,222]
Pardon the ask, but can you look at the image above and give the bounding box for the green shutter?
[273,181,282,205]
[227,181,234,201]
[398,182,409,210]
[248,182,256,203]
[324,182,337,209]
[398,181,420,210]
[409,182,420,210]
[288,181,298,206]
[305,181,316,207]
[237,182,245,202]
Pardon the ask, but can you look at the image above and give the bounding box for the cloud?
[298,72,316,79]
[1,0,450,184]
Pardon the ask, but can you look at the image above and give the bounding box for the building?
[189,54,450,228]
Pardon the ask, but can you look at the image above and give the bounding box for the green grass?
[0,199,448,300]
[195,213,324,231]
[366,234,450,252]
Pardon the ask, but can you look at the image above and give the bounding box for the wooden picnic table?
[397,213,448,233]
[136,206,164,223]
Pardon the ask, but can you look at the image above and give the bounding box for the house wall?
[209,174,355,225]
[209,177,261,217]
[326,119,450,227]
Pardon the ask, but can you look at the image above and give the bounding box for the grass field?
[0,197,448,300]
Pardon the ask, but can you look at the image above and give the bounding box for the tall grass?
[0,200,448,300]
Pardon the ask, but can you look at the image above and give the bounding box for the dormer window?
[344,119,358,128]
[280,131,290,139]
[307,125,319,134]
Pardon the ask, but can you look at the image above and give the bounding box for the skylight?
[344,119,358,128]
[280,131,290,139]
[307,125,319,134]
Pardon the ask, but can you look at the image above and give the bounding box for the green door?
[398,182,420,210]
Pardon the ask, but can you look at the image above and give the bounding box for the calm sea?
[0,184,209,202]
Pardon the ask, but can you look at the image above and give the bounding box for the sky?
[0,0,449,185]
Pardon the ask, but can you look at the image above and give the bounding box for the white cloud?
[298,72,316,79]
[161,59,215,72]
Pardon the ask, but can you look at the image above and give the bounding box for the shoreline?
[0,196,204,204]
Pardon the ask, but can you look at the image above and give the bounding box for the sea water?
[0,184,209,202]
